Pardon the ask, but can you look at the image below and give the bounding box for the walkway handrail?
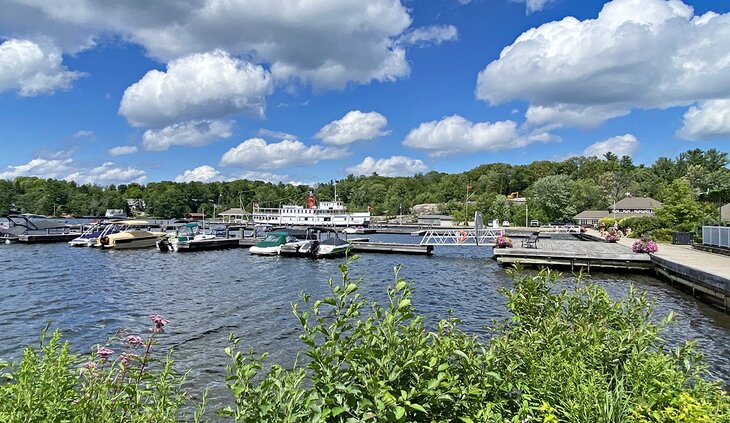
[419,228,504,246]
[703,226,730,249]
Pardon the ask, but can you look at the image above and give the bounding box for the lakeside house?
[574,196,663,227]
[722,203,730,223]
[219,207,247,223]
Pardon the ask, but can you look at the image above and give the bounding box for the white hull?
[249,245,281,255]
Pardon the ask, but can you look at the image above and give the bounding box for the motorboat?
[311,228,350,258]
[342,226,365,234]
[157,223,216,252]
[99,220,165,249]
[1,214,71,243]
[68,221,120,247]
[249,231,303,256]
[290,227,351,259]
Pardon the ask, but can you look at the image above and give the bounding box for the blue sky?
[1,0,729,186]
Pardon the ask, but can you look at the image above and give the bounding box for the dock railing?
[419,228,504,246]
[702,226,730,249]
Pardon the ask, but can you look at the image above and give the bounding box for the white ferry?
[252,196,370,227]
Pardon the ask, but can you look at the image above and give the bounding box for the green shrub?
[221,260,730,422]
[2,263,729,422]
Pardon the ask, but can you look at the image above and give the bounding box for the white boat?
[251,193,370,228]
[68,221,120,247]
[157,223,216,252]
[99,220,165,249]
[249,231,303,256]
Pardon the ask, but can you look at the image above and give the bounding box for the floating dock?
[350,241,433,255]
[492,239,652,271]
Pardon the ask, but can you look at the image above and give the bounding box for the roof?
[220,208,245,215]
[610,197,662,210]
[574,210,609,219]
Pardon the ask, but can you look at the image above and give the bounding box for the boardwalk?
[493,238,652,271]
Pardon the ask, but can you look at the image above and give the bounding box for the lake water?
[1,233,729,410]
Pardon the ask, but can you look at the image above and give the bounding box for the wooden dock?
[492,239,652,271]
[349,241,433,255]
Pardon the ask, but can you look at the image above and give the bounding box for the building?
[608,197,662,215]
[573,210,609,227]
[219,207,248,223]
[574,196,662,227]
[722,203,730,223]
[417,214,454,227]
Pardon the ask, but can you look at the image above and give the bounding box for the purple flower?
[149,314,170,333]
[119,352,136,367]
[125,335,143,347]
[96,347,115,360]
[84,361,97,370]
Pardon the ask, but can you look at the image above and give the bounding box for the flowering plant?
[496,235,513,248]
[632,239,659,254]
[605,234,620,243]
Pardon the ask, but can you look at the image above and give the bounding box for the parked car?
[529,220,540,227]
[502,221,511,227]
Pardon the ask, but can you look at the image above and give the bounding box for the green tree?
[655,179,703,231]
[527,174,576,222]
[489,194,512,222]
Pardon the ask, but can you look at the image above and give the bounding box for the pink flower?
[149,314,169,333]
[84,361,97,370]
[125,335,143,347]
[96,347,115,360]
[119,352,136,367]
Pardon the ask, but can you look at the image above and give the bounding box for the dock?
[495,228,730,311]
[492,239,653,271]
[349,241,433,255]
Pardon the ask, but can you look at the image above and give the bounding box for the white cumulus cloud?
[0,157,74,180]
[676,100,730,140]
[477,0,730,129]
[119,50,272,128]
[399,25,458,46]
[65,162,146,185]
[142,120,234,151]
[108,145,138,156]
[403,115,556,157]
[315,110,389,145]
[582,134,639,158]
[220,138,347,170]
[347,156,427,177]
[1,1,417,90]
[0,39,82,96]
[174,165,223,183]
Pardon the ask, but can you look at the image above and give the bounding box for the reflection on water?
[1,234,729,405]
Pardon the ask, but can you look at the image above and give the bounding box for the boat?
[68,221,121,247]
[156,222,216,251]
[249,231,303,256]
[251,192,370,227]
[342,226,366,234]
[99,220,165,249]
[286,227,351,259]
[310,228,351,258]
[1,214,71,243]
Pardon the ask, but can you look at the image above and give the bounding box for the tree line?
[1,148,728,226]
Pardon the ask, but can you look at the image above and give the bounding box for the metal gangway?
[419,212,504,246]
